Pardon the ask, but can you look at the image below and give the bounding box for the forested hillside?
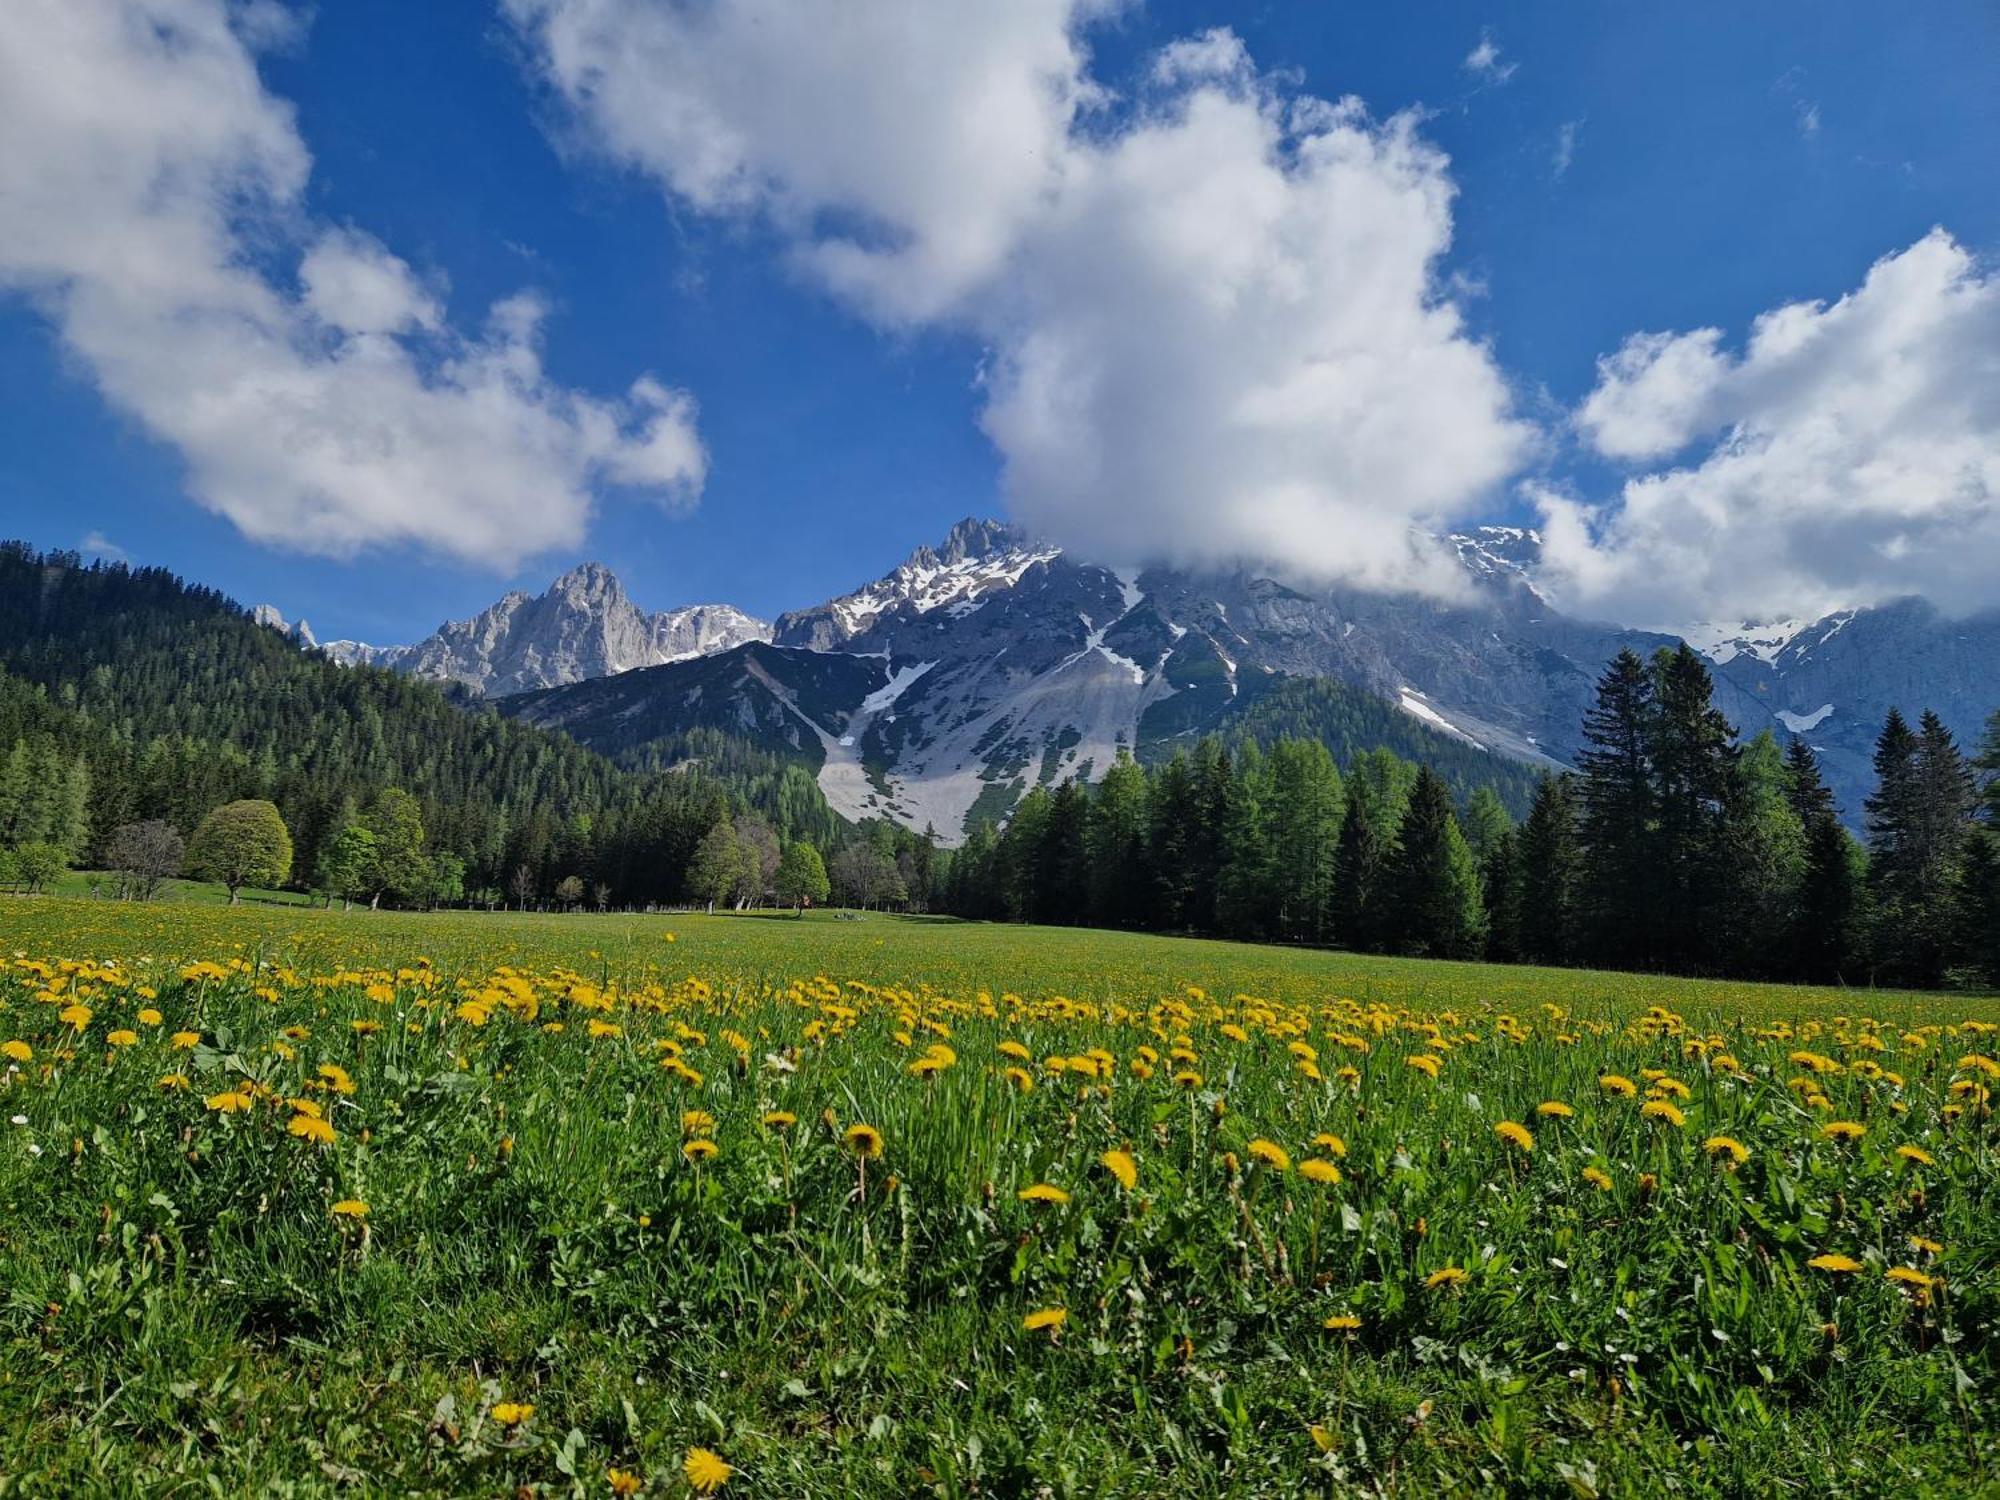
[0,543,836,904]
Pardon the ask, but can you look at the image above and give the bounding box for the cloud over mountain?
[0,0,705,568]
[507,1,1532,595]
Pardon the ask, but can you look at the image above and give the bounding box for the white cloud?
[1543,229,2000,622]
[1463,30,1516,84]
[0,0,705,568]
[507,2,1530,593]
[1552,120,1580,180]
[80,530,128,561]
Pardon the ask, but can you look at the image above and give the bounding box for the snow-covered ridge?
[1671,618,1812,667]
[827,544,1063,636]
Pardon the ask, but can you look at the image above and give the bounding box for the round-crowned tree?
[185,800,293,904]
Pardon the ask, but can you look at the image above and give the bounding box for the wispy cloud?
[1463,29,1517,85]
[1552,120,1582,180]
[79,530,127,561]
[1773,68,1822,140]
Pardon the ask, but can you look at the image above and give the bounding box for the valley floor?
[1,899,1995,1496]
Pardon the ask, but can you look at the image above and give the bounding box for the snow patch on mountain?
[1673,618,1811,666]
[1398,688,1485,749]
[1776,703,1835,732]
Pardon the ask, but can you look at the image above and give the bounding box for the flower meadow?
[1,901,1996,1495]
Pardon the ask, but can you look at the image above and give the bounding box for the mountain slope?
[313,562,769,694]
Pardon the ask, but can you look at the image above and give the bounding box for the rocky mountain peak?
[935,517,1034,565]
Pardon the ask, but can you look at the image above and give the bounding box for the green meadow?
[1,897,1995,1496]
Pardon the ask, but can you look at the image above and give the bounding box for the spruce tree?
[1215,742,1272,939]
[1909,711,1976,984]
[1648,644,1739,971]
[1480,826,1523,963]
[1864,707,1921,981]
[1953,830,2000,987]
[1518,773,1581,966]
[1381,766,1485,959]
[1782,740,1858,981]
[1147,753,1199,930]
[1085,751,1150,928]
[1329,783,1382,953]
[1264,739,1343,942]
[1576,650,1658,969]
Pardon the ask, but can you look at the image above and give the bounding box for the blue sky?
[1,1,1995,643]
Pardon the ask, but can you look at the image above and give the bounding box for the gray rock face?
[250,603,317,650]
[316,563,771,696]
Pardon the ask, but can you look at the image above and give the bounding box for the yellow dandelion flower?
[1885,1266,1933,1290]
[682,1138,719,1161]
[1819,1120,1867,1142]
[157,1072,190,1090]
[1494,1121,1534,1153]
[1910,1235,1943,1256]
[998,1040,1032,1062]
[1424,1266,1469,1290]
[1101,1149,1138,1191]
[2,1039,32,1063]
[204,1090,254,1114]
[136,1008,163,1027]
[1405,1054,1441,1079]
[1247,1138,1291,1172]
[1704,1135,1749,1167]
[104,1029,138,1048]
[490,1401,534,1427]
[1311,1132,1347,1157]
[608,1469,643,1496]
[762,1110,796,1129]
[1640,1099,1686,1127]
[1535,1101,1574,1119]
[1599,1074,1637,1098]
[1023,1307,1067,1331]
[59,1004,93,1031]
[1173,1069,1204,1089]
[844,1123,883,1158]
[1323,1313,1362,1331]
[171,1030,200,1049]
[1581,1165,1613,1191]
[682,1447,732,1493]
[288,1114,336,1145]
[1299,1158,1343,1185]
[682,1109,716,1135]
[1807,1253,1864,1273]
[1018,1183,1071,1205]
[330,1199,370,1219]
[1002,1065,1035,1092]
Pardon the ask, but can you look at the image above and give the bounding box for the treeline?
[927,645,2000,990]
[0,543,841,905]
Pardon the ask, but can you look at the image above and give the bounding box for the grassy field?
[1,896,1996,1496]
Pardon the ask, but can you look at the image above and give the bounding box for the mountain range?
[270,519,2000,841]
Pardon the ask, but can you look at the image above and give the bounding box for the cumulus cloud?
[1542,229,2000,623]
[506,1,1530,593]
[0,0,705,568]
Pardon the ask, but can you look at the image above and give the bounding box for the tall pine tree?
[1517,773,1581,967]
[1381,766,1485,959]
[1576,650,1658,969]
